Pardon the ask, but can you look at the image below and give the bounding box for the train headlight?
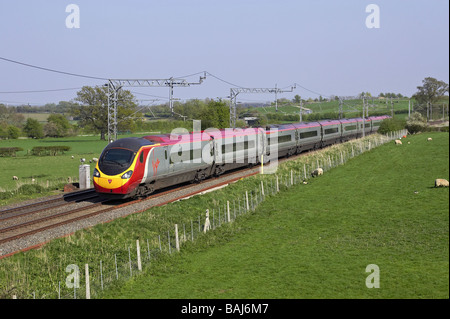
[93,168,100,178]
[121,170,133,179]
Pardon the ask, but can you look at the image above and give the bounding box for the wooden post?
[260,154,264,174]
[261,180,265,196]
[227,201,231,222]
[85,264,90,299]
[175,224,180,252]
[136,240,142,271]
[276,176,279,192]
[246,191,249,211]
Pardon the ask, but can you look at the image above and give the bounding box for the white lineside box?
[79,164,91,189]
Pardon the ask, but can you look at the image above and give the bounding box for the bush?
[378,118,406,134]
[31,146,71,156]
[0,147,23,157]
[406,112,428,134]
[17,184,45,195]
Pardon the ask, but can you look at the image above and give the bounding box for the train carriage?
[319,120,342,147]
[93,115,391,198]
[291,122,321,153]
[340,118,359,142]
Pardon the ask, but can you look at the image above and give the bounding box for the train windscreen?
[99,148,135,175]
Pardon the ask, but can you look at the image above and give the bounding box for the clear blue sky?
[0,0,448,105]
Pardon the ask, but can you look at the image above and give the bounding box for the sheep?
[92,157,98,162]
[311,168,323,177]
[427,137,433,141]
[394,139,402,145]
[12,176,19,181]
[71,155,74,159]
[435,179,449,187]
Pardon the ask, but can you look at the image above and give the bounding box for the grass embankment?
[103,132,449,299]
[0,132,447,299]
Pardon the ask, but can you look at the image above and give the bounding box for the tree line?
[0,77,447,140]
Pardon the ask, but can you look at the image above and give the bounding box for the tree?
[293,95,301,104]
[23,118,44,139]
[45,114,72,137]
[71,86,138,140]
[199,100,229,129]
[413,77,449,105]
[7,126,21,139]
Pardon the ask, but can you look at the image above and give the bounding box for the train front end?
[93,137,154,198]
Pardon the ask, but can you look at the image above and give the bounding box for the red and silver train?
[93,116,389,198]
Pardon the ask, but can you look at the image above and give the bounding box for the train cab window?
[165,149,168,160]
[139,151,144,163]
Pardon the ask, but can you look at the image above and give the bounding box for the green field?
[100,132,448,299]
[0,132,448,300]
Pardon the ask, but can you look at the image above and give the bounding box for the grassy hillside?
[101,132,449,299]
[1,132,447,300]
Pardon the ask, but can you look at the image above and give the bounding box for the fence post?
[100,260,103,290]
[175,224,180,252]
[115,254,118,280]
[261,180,265,196]
[227,201,231,222]
[128,247,133,276]
[85,264,90,300]
[246,191,250,211]
[137,240,142,271]
[276,176,279,192]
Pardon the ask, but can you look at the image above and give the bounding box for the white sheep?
[92,157,98,162]
[311,168,323,177]
[435,179,449,187]
[427,137,433,141]
[394,139,402,145]
[12,176,19,181]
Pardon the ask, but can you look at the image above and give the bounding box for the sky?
[0,0,448,106]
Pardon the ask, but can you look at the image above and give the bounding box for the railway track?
[0,150,312,258]
[0,165,262,257]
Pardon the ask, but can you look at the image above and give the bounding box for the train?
[93,115,390,198]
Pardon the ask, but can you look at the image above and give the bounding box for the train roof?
[318,119,341,126]
[106,137,154,152]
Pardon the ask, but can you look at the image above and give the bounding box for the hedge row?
[0,147,23,157]
[31,146,71,156]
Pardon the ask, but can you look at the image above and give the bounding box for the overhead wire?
[0,56,108,80]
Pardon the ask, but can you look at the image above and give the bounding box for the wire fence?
[4,130,407,299]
